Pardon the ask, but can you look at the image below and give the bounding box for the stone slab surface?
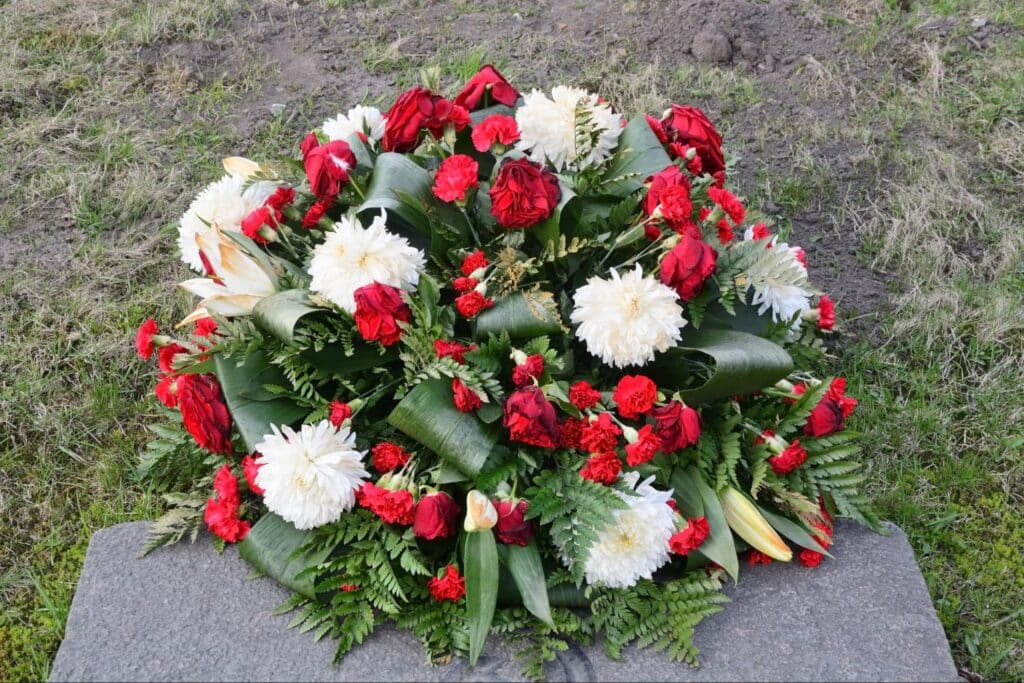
[50,520,957,682]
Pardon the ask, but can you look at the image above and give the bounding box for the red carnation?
[157,343,187,374]
[194,317,218,338]
[652,401,701,453]
[178,374,233,455]
[798,521,833,568]
[747,550,773,566]
[625,425,662,466]
[451,378,482,413]
[352,283,411,347]
[241,206,275,244]
[503,386,559,449]
[580,412,622,453]
[805,378,857,437]
[454,64,519,111]
[649,105,726,185]
[817,295,836,331]
[717,221,735,244]
[428,565,466,602]
[612,375,658,419]
[769,440,808,475]
[471,114,520,152]
[657,186,697,236]
[303,137,356,199]
[489,157,561,230]
[136,319,160,359]
[643,165,691,216]
[204,465,248,543]
[569,381,602,410]
[371,442,412,473]
[360,484,415,525]
[494,499,536,546]
[558,417,586,449]
[580,451,622,485]
[432,154,479,203]
[434,339,475,364]
[413,491,461,540]
[154,374,181,408]
[669,517,710,555]
[460,250,489,277]
[512,354,544,387]
[794,247,807,267]
[453,276,478,293]
[302,197,333,229]
[750,223,771,241]
[659,234,717,302]
[241,454,264,495]
[328,400,353,428]
[455,290,493,319]
[707,186,745,224]
[266,186,296,211]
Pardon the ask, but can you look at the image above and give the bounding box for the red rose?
[707,186,745,224]
[659,234,717,301]
[512,354,544,387]
[352,283,411,347]
[178,373,233,455]
[494,499,536,546]
[612,375,658,419]
[428,565,466,602]
[471,114,520,152]
[652,401,701,453]
[154,374,180,408]
[454,64,520,111]
[241,454,264,495]
[453,276,478,293]
[669,517,710,555]
[489,157,561,230]
[580,412,622,453]
[460,250,489,276]
[413,491,461,540]
[432,154,479,203]
[434,339,475,364]
[382,87,431,152]
[568,380,602,410]
[451,378,482,413]
[136,318,159,359]
[652,105,726,185]
[194,317,218,338]
[558,417,586,449]
[580,451,622,485]
[303,138,356,199]
[423,99,470,140]
[768,439,807,475]
[328,400,353,427]
[503,386,559,449]
[371,442,412,473]
[805,378,856,436]
[625,425,661,466]
[302,197,333,229]
[455,290,493,319]
[817,295,835,331]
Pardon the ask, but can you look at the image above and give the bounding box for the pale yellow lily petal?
[222,156,263,178]
[200,293,264,317]
[178,277,225,300]
[216,239,276,296]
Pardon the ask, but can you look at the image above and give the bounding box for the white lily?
[178,228,278,326]
[222,156,270,179]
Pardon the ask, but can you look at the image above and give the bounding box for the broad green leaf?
[473,291,563,339]
[671,467,739,580]
[531,184,579,248]
[238,513,329,599]
[213,351,308,452]
[464,530,499,666]
[252,289,322,346]
[388,379,501,478]
[302,341,398,376]
[497,542,553,627]
[649,328,793,404]
[758,506,832,557]
[599,116,672,197]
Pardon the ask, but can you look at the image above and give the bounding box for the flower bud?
[469,266,487,280]
[474,281,488,295]
[684,146,698,161]
[463,490,498,532]
[510,349,528,366]
[774,379,795,393]
[222,156,264,178]
[622,425,639,444]
[719,488,792,562]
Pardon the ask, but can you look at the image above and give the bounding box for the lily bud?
[469,266,487,280]
[463,490,498,532]
[222,156,264,178]
[719,488,792,562]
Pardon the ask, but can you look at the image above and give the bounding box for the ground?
[0,0,1021,680]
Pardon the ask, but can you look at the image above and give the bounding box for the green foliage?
[136,416,218,492]
[139,493,206,556]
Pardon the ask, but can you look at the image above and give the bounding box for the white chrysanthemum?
[308,210,426,312]
[579,473,677,589]
[322,105,386,145]
[571,265,685,368]
[254,421,369,530]
[747,243,812,323]
[177,174,277,271]
[515,85,623,171]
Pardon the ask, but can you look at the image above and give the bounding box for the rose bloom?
[647,104,726,185]
[455,290,493,319]
[451,377,482,413]
[301,134,356,199]
[489,157,561,229]
[471,114,520,152]
[428,565,466,602]
[494,499,537,546]
[381,86,431,152]
[669,517,710,555]
[580,451,622,485]
[328,400,353,428]
[612,375,658,419]
[660,234,717,302]
[801,378,857,437]
[503,386,560,448]
[413,491,461,540]
[453,64,519,111]
[178,373,233,455]
[432,154,479,203]
[352,283,412,347]
[569,380,602,410]
[625,425,661,466]
[652,401,701,453]
[370,442,411,473]
[580,412,622,453]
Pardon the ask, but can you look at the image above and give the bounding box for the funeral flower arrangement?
[136,65,879,676]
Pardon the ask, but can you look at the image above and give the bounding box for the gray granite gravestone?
[50,520,958,682]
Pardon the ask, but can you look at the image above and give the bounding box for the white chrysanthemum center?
[515,85,623,171]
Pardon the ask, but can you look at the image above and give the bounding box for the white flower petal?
[515,86,623,172]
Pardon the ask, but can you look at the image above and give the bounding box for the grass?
[1,0,1021,680]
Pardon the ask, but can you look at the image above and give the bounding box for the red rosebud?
[241,454,264,495]
[656,105,726,184]
[328,400,353,428]
[489,157,561,229]
[452,276,478,293]
[558,417,586,449]
[512,354,544,387]
[669,516,710,555]
[428,564,466,602]
[154,374,181,408]
[707,186,745,224]
[460,250,489,276]
[455,290,493,319]
[432,154,479,203]
[659,234,717,301]
[454,65,519,111]
[451,378,482,413]
[503,386,560,449]
[471,114,520,152]
[303,139,356,199]
[434,339,475,364]
[136,319,160,359]
[768,439,808,475]
[494,499,536,546]
[352,283,412,347]
[194,317,218,338]
[652,401,701,453]
[612,375,658,419]
[178,374,233,455]
[302,197,333,229]
[580,412,622,453]
[625,425,662,466]
[580,451,622,485]
[413,491,461,540]
[568,380,602,410]
[371,442,412,473]
[817,295,835,331]
[805,378,856,437]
